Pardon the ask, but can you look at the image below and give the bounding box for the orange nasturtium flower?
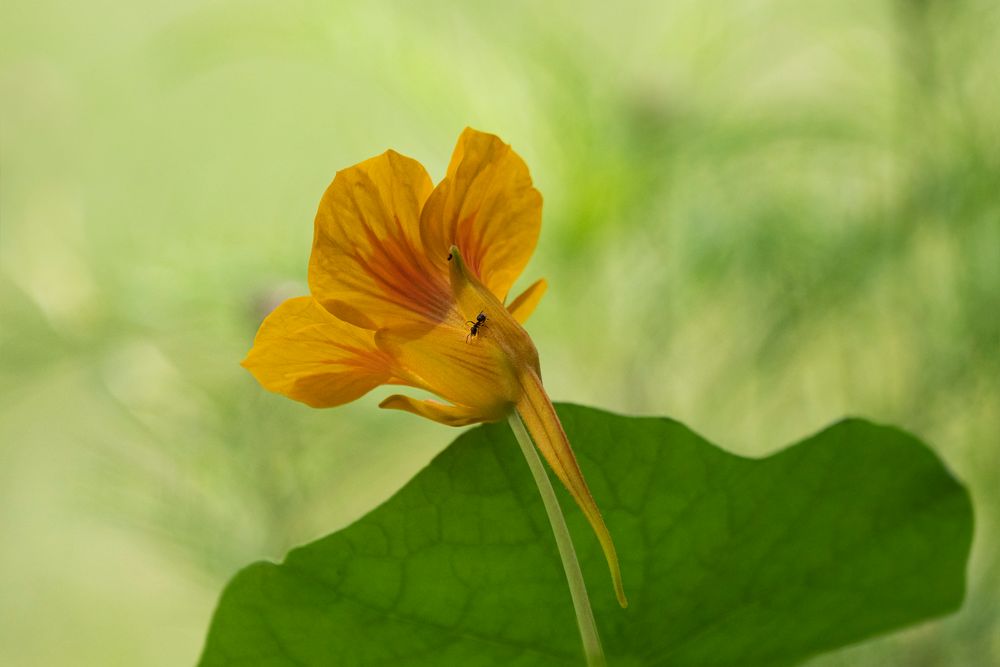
[243,128,626,607]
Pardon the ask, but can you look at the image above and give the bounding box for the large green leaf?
[199,405,972,666]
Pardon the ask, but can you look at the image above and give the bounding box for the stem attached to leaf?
[508,411,606,667]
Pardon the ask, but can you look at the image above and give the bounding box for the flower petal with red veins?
[420,128,542,303]
[309,150,456,330]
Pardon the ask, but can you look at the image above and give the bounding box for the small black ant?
[466,311,487,343]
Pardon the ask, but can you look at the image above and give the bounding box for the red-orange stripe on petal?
[309,150,457,330]
[420,129,542,304]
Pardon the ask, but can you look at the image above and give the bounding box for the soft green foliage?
[200,405,972,666]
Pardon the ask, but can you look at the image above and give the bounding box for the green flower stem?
[508,410,606,667]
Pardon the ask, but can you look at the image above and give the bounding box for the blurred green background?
[2,0,998,665]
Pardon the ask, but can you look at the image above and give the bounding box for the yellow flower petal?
[447,245,541,377]
[378,395,483,426]
[309,150,456,330]
[516,366,628,608]
[374,322,520,422]
[506,278,548,324]
[242,297,393,408]
[420,128,542,303]
[373,247,542,426]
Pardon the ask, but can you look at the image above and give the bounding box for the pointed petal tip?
[459,126,498,142]
[379,394,486,427]
[377,394,402,410]
[507,277,548,324]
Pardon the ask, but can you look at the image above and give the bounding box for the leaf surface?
[200,405,972,666]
